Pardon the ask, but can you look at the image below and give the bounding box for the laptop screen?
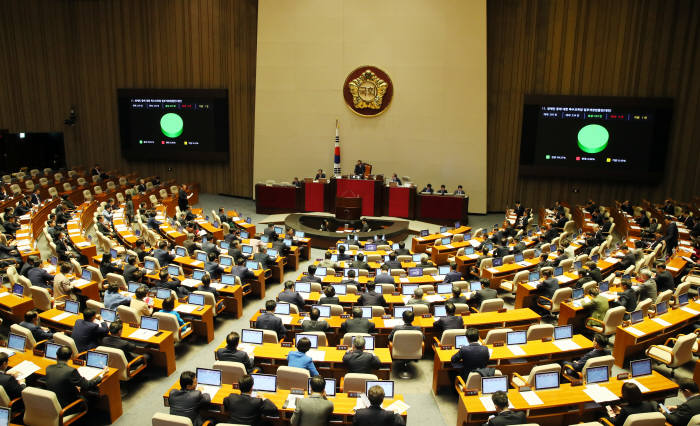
[242,245,253,254]
[50,256,58,265]
[506,331,526,345]
[175,247,186,257]
[437,283,452,294]
[274,226,284,235]
[156,288,171,299]
[220,241,230,250]
[295,231,305,238]
[268,249,278,258]
[274,303,290,315]
[464,246,474,255]
[7,334,25,352]
[331,284,347,295]
[492,258,503,267]
[193,269,205,280]
[554,325,573,340]
[241,231,249,239]
[574,261,582,270]
[586,365,609,384]
[140,316,159,331]
[572,287,584,300]
[284,239,292,247]
[440,226,448,233]
[188,293,205,306]
[412,254,422,262]
[241,329,263,345]
[168,265,180,276]
[145,260,155,270]
[86,351,109,369]
[353,335,375,350]
[11,284,23,297]
[630,310,644,324]
[454,335,468,349]
[221,274,236,285]
[514,253,524,262]
[196,252,207,262]
[529,272,540,282]
[441,237,451,245]
[366,380,394,398]
[481,376,508,394]
[128,282,140,293]
[45,342,61,360]
[470,281,482,291]
[295,334,319,348]
[408,267,422,277]
[311,305,331,318]
[438,265,451,275]
[295,282,311,293]
[360,306,373,318]
[110,248,118,259]
[260,236,269,243]
[630,358,653,377]
[308,377,336,396]
[402,284,419,296]
[365,243,377,251]
[220,256,232,266]
[197,368,222,387]
[420,230,429,237]
[678,292,689,305]
[100,308,117,323]
[246,261,260,270]
[82,269,93,281]
[554,266,563,276]
[394,306,413,318]
[656,301,668,315]
[251,374,277,392]
[534,372,560,390]
[434,305,447,317]
[599,281,610,292]
[0,407,8,426]
[64,300,79,314]
[315,267,327,276]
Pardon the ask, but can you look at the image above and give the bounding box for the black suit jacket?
[216,347,254,372]
[451,342,490,377]
[343,350,382,374]
[353,405,405,426]
[484,410,527,426]
[302,319,330,333]
[470,288,498,309]
[278,290,305,311]
[168,388,211,426]
[300,274,322,283]
[319,296,339,305]
[232,265,255,280]
[204,261,224,279]
[72,319,109,352]
[153,248,175,267]
[340,318,376,334]
[432,315,465,336]
[100,334,138,362]
[46,362,101,407]
[359,291,385,307]
[374,273,395,284]
[665,394,700,426]
[664,222,679,249]
[618,288,638,312]
[254,312,287,339]
[19,321,53,342]
[571,348,610,371]
[443,271,463,283]
[655,270,675,293]
[0,371,24,399]
[536,278,559,300]
[619,252,636,269]
[388,324,421,342]
[253,252,273,269]
[223,393,278,426]
[614,401,656,426]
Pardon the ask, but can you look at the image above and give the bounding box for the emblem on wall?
[343,66,393,117]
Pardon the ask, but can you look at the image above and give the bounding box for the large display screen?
[519,95,673,181]
[117,89,229,161]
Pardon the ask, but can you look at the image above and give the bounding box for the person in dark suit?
[374,265,395,284]
[122,255,143,283]
[153,240,174,267]
[420,184,434,194]
[314,169,326,180]
[388,310,422,341]
[100,321,146,364]
[663,379,700,425]
[336,245,351,261]
[27,264,53,288]
[617,246,636,270]
[340,307,377,334]
[353,384,405,426]
[216,332,254,373]
[655,262,675,293]
[46,346,105,411]
[359,282,385,307]
[96,215,115,238]
[301,265,323,283]
[436,184,448,195]
[271,234,290,257]
[198,274,222,304]
[201,239,221,258]
[484,391,526,426]
[0,352,25,400]
[302,307,330,333]
[20,310,54,341]
[470,280,498,310]
[663,220,679,255]
[204,252,225,280]
[385,252,402,270]
[232,257,256,281]
[586,261,603,283]
[291,375,334,426]
[177,184,189,212]
[433,302,465,336]
[563,334,609,373]
[443,262,462,283]
[319,286,340,305]
[447,286,468,304]
[227,240,244,262]
[535,269,559,304]
[390,173,402,186]
[451,328,489,378]
[352,253,371,270]
[343,336,382,374]
[278,280,305,311]
[253,247,274,269]
[223,374,278,425]
[353,160,364,176]
[156,269,190,298]
[72,308,109,352]
[133,239,148,262]
[618,278,638,313]
[254,300,287,339]
[453,185,466,196]
[169,370,211,426]
[359,219,371,233]
[608,382,656,426]
[394,242,410,256]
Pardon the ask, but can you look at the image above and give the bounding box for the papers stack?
[508,345,526,356]
[77,366,103,380]
[680,306,699,315]
[174,304,198,314]
[625,327,645,337]
[583,384,619,403]
[43,265,56,274]
[425,294,445,303]
[306,349,326,362]
[129,329,158,340]
[285,394,304,409]
[209,283,227,290]
[276,315,293,325]
[552,339,581,351]
[8,360,40,380]
[624,379,649,393]
[72,278,91,287]
[237,343,257,356]
[181,279,201,288]
[520,391,544,406]
[76,241,92,247]
[353,394,371,411]
[652,317,672,327]
[479,396,497,412]
[385,400,410,414]
[198,385,221,399]
[517,261,531,267]
[51,312,75,321]
[382,319,404,328]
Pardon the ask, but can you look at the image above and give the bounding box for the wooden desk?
[514,272,580,309]
[225,210,256,236]
[481,258,540,288]
[150,298,215,343]
[7,349,123,422]
[432,335,593,393]
[216,284,244,318]
[416,194,469,225]
[456,371,677,426]
[411,226,472,253]
[613,301,700,367]
[0,289,35,323]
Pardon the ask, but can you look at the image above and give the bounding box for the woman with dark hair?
[99,252,121,278]
[610,382,656,426]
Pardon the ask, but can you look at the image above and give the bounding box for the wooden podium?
[335,196,362,221]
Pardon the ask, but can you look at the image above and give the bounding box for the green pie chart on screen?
[577,124,609,154]
[160,113,183,138]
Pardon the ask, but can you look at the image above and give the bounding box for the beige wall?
[254,0,487,213]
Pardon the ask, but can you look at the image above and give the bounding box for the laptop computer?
[241,329,263,345]
[365,243,377,251]
[464,247,475,255]
[79,351,109,380]
[7,333,26,352]
[100,308,117,323]
[295,282,311,294]
[514,253,524,262]
[127,282,140,293]
[437,283,452,294]
[311,305,331,318]
[196,367,222,398]
[630,358,653,377]
[353,335,375,351]
[678,292,690,306]
[246,261,260,270]
[295,231,305,238]
[438,265,451,275]
[528,271,540,282]
[599,281,610,292]
[315,267,327,277]
[144,259,156,272]
[220,256,233,266]
[295,334,319,348]
[155,288,172,299]
[554,325,573,340]
[408,267,422,277]
[331,284,347,295]
[470,281,482,291]
[44,342,61,360]
[630,310,644,324]
[196,252,207,262]
[167,265,180,277]
[274,226,284,235]
[140,316,159,331]
[0,407,8,426]
[454,335,468,349]
[402,284,418,296]
[220,241,230,250]
[393,306,413,318]
[585,365,609,384]
[554,266,563,277]
[572,287,584,300]
[221,274,236,285]
[274,303,290,315]
[656,301,669,315]
[412,254,422,262]
[481,376,508,394]
[420,230,429,237]
[251,373,277,393]
[506,331,526,346]
[308,377,336,396]
[492,258,503,267]
[188,293,205,306]
[64,300,80,314]
[11,284,23,297]
[434,305,447,317]
[82,269,92,281]
[365,380,394,398]
[242,245,253,255]
[534,371,560,390]
[360,306,373,318]
[240,231,250,239]
[440,226,448,233]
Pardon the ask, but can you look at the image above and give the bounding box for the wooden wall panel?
[487,0,700,211]
[0,0,257,197]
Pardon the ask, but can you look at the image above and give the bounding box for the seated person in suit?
[443,262,463,283]
[607,382,656,426]
[453,185,466,196]
[122,255,144,283]
[359,282,385,307]
[485,391,526,426]
[337,244,351,261]
[169,370,211,426]
[253,246,274,269]
[72,308,108,352]
[292,177,302,188]
[319,219,331,232]
[0,352,24,400]
[204,252,225,280]
[389,173,402,186]
[216,332,255,373]
[314,169,326,180]
[663,379,700,426]
[278,280,305,311]
[103,282,131,309]
[156,269,189,298]
[153,240,175,268]
[420,183,434,194]
[224,375,278,424]
[130,285,153,320]
[353,384,405,426]
[582,287,609,326]
[360,219,371,232]
[436,184,448,195]
[617,278,638,314]
[232,257,256,281]
[319,286,339,305]
[27,263,54,288]
[563,333,609,374]
[447,285,468,305]
[53,262,76,301]
[469,279,498,309]
[254,300,287,339]
[19,310,53,341]
[318,252,339,270]
[341,269,360,287]
[617,245,636,270]
[451,328,489,379]
[406,287,429,305]
[374,265,395,285]
[655,262,675,293]
[262,223,277,240]
[534,269,559,312]
[101,320,149,365]
[587,261,603,283]
[46,346,106,413]
[133,239,149,262]
[302,307,330,333]
[637,269,657,303]
[287,337,319,376]
[291,375,334,426]
[99,252,122,278]
[385,252,402,270]
[354,160,364,176]
[433,302,464,336]
[352,253,371,270]
[418,254,436,269]
[343,336,382,374]
[388,310,422,342]
[340,306,377,334]
[395,242,410,256]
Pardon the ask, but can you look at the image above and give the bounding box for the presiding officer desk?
[35,309,177,376]
[213,340,393,380]
[162,381,408,425]
[432,334,593,393]
[456,371,678,426]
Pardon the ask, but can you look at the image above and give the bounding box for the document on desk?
[8,360,40,380]
[72,278,91,288]
[43,265,56,274]
[425,294,445,303]
[583,384,619,403]
[556,276,571,283]
[399,277,410,283]
[77,366,103,380]
[552,339,581,351]
[666,265,679,272]
[401,295,411,304]
[479,396,496,412]
[51,312,74,321]
[487,268,499,274]
[275,314,293,325]
[624,326,645,337]
[354,394,371,411]
[508,345,526,356]
[520,391,544,406]
[651,317,672,327]
[238,343,257,357]
[175,304,198,314]
[76,241,92,247]
[129,328,158,340]
[382,319,404,328]
[385,400,410,414]
[624,379,649,393]
[517,261,531,267]
[306,349,326,362]
[284,394,304,410]
[0,348,15,357]
[198,385,221,399]
[181,279,202,288]
[209,283,227,290]
[680,306,699,315]
[441,232,452,237]
[603,257,620,264]
[443,244,454,249]
[469,239,481,247]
